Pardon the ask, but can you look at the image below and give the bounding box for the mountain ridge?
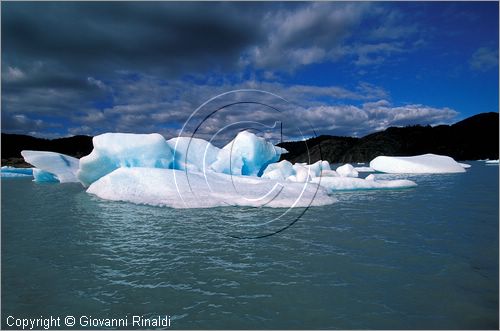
[1,112,498,167]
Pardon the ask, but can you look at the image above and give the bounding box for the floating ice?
[336,164,359,178]
[369,153,466,174]
[354,166,375,172]
[321,169,339,177]
[262,160,295,180]
[485,160,499,164]
[21,150,79,182]
[312,176,416,192]
[77,133,173,186]
[459,163,471,168]
[210,131,287,176]
[365,174,376,181]
[167,137,220,172]
[304,160,331,178]
[263,160,331,182]
[33,168,59,182]
[87,167,336,208]
[1,166,33,178]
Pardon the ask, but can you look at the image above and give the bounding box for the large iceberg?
[15,130,427,208]
[369,153,466,174]
[21,150,79,182]
[210,131,287,176]
[87,167,336,208]
[77,133,173,186]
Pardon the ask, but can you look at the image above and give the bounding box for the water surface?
[2,162,498,329]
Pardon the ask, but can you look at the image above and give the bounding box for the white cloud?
[4,66,26,81]
[470,47,498,72]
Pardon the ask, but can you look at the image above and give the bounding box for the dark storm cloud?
[1,2,464,138]
[2,2,266,75]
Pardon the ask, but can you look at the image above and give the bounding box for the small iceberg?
[311,176,417,192]
[21,150,79,182]
[369,153,466,174]
[485,159,499,164]
[336,164,359,178]
[354,166,375,172]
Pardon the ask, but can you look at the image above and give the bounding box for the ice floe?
[369,153,466,174]
[87,167,336,208]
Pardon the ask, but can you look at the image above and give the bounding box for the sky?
[1,1,498,143]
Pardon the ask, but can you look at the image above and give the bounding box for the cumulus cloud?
[300,101,458,137]
[1,69,458,142]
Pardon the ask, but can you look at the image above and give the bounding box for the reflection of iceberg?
[370,154,466,174]
[21,150,79,182]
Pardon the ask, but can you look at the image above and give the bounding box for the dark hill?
[1,134,93,167]
[279,112,499,163]
[1,112,498,167]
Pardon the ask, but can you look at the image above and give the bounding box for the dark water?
[2,162,498,329]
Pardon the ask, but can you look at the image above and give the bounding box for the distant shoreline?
[2,112,498,168]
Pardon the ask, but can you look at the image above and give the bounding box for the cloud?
[2,2,266,76]
[470,47,498,72]
[3,66,26,81]
[1,69,458,142]
[300,101,458,137]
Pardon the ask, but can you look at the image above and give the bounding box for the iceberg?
[210,131,287,176]
[87,167,336,209]
[459,163,471,168]
[262,160,295,180]
[167,137,220,172]
[354,166,375,172]
[15,130,426,208]
[21,150,79,182]
[369,153,466,174]
[77,133,173,186]
[312,176,417,192]
[336,164,359,178]
[485,160,499,164]
[33,168,59,182]
[262,160,332,182]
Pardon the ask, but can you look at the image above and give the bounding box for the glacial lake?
[1,161,498,329]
